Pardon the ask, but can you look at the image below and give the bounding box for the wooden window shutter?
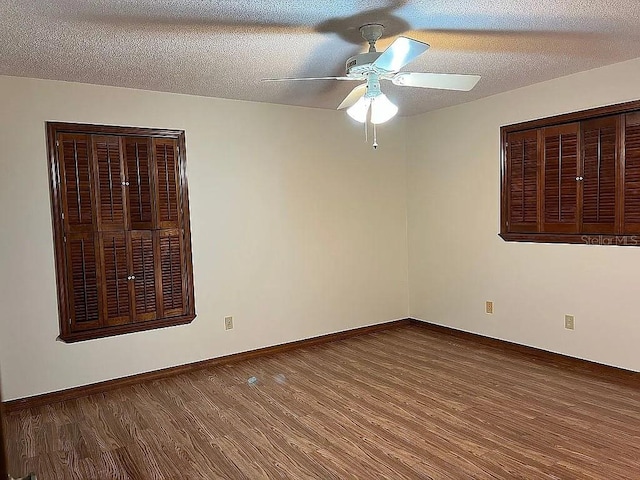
[542,124,579,233]
[506,130,538,232]
[622,113,640,234]
[124,137,155,230]
[57,134,95,233]
[93,136,126,231]
[99,232,132,326]
[581,116,617,234]
[130,230,158,322]
[158,229,187,318]
[501,99,640,246]
[154,138,181,228]
[66,233,102,331]
[47,123,195,342]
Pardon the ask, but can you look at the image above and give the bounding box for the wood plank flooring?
[3,325,640,479]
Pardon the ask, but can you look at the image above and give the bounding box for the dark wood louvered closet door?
[581,116,617,234]
[48,123,195,342]
[506,130,539,233]
[623,113,640,234]
[542,124,580,233]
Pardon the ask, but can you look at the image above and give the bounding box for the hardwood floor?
[3,325,640,479]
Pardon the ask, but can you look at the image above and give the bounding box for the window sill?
[58,314,196,343]
[499,232,640,247]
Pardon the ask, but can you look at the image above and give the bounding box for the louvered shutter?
[58,134,94,233]
[93,136,126,231]
[581,117,617,234]
[542,124,579,233]
[158,229,186,318]
[154,138,181,228]
[48,123,195,342]
[66,233,101,331]
[124,137,155,230]
[507,130,538,232]
[623,113,640,234]
[99,232,131,326]
[130,230,158,322]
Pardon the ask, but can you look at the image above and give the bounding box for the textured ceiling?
[2,0,640,116]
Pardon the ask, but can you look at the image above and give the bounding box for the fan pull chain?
[373,123,378,149]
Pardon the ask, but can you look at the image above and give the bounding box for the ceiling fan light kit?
[263,23,481,147]
[346,72,398,125]
[370,95,398,124]
[347,93,398,125]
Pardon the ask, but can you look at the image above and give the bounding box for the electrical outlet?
[224,316,233,330]
[564,314,575,330]
[485,301,494,314]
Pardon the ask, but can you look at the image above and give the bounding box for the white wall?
[4,56,640,402]
[0,76,409,400]
[407,57,640,372]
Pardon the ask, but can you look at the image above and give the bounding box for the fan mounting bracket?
[359,23,384,51]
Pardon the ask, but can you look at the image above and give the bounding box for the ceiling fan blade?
[372,36,430,72]
[392,72,481,91]
[337,84,367,110]
[262,76,357,82]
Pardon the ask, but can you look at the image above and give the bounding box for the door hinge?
[56,140,60,147]
[63,235,67,243]
[61,212,64,220]
[68,318,72,325]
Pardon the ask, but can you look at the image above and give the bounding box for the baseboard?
[7,317,634,412]
[3,318,411,412]
[409,318,639,386]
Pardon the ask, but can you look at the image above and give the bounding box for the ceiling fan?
[264,23,481,127]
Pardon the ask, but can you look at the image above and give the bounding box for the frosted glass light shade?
[370,94,398,124]
[346,93,398,124]
[346,96,372,123]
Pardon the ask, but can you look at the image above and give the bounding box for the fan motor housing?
[346,52,382,75]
